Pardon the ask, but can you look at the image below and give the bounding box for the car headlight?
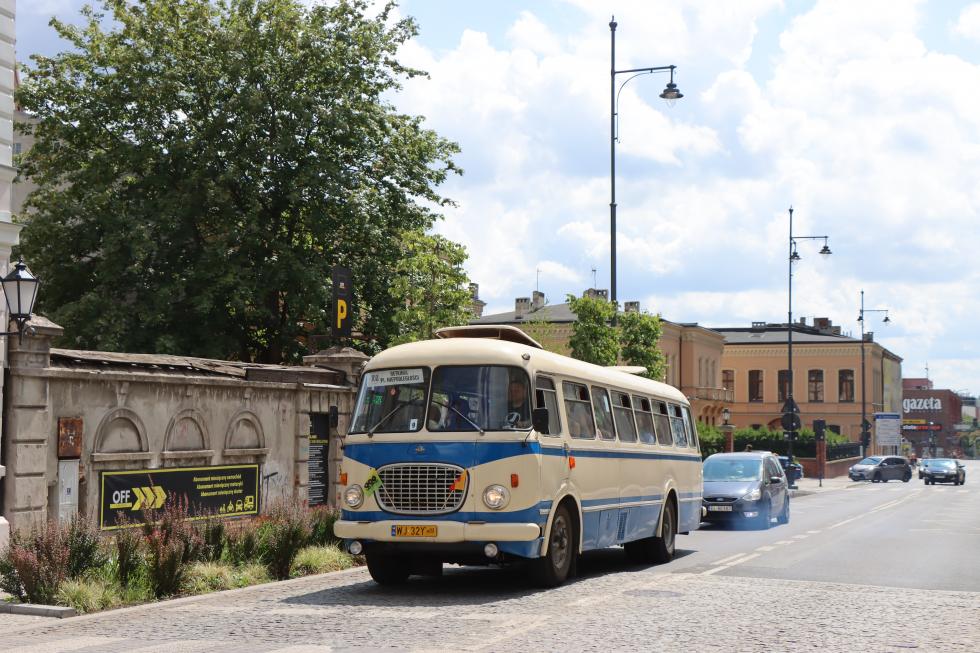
[344,485,364,508]
[742,487,762,501]
[483,484,510,510]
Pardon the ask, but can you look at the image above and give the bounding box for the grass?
[291,545,356,577]
[56,578,122,614]
[183,562,235,595]
[232,563,270,588]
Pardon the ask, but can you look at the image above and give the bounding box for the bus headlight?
[344,485,364,508]
[483,484,510,510]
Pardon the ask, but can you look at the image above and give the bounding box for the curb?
[0,602,76,618]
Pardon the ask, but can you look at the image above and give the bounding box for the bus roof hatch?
[434,325,544,349]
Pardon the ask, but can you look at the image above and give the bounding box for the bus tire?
[650,498,677,564]
[366,554,410,585]
[533,503,574,587]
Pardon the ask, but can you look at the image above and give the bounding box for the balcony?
[686,386,734,403]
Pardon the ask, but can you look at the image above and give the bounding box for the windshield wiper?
[432,399,485,434]
[367,399,420,437]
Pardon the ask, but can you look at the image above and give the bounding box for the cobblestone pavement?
[1,560,978,652]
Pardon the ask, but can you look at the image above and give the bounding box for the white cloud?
[952,3,980,41]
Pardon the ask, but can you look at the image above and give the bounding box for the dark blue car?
[701,452,790,529]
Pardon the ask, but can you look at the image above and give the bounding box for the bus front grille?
[376,463,467,515]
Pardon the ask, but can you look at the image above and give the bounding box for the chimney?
[864,331,874,342]
[624,301,640,313]
[798,317,807,326]
[751,321,766,332]
[584,288,609,301]
[468,283,485,318]
[515,297,531,317]
[531,290,545,311]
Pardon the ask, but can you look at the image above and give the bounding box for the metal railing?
[827,442,862,461]
[687,386,734,402]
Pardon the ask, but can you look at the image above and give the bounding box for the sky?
[16,1,980,396]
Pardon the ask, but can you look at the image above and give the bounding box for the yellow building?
[716,318,902,441]
[469,289,732,425]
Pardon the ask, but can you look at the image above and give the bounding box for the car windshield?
[349,368,430,434]
[427,365,531,432]
[858,457,883,465]
[931,460,956,469]
[703,458,763,482]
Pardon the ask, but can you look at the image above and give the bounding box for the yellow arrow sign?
[130,485,166,510]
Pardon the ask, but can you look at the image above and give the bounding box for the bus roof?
[365,336,689,405]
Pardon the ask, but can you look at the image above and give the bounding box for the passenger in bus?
[427,403,447,430]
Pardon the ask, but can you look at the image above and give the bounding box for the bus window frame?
[562,380,597,440]
[534,374,563,437]
[611,390,638,443]
[590,385,618,441]
[632,395,657,445]
[348,366,432,435]
[427,364,533,433]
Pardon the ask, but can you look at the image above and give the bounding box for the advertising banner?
[100,464,259,530]
[874,412,901,446]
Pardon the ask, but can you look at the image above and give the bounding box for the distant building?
[469,289,732,425]
[901,385,962,458]
[716,317,903,445]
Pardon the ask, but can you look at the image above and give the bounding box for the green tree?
[16,0,461,363]
[387,232,472,345]
[566,294,618,366]
[618,310,667,380]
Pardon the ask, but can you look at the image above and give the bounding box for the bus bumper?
[334,519,541,543]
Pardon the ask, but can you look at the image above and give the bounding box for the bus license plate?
[708,505,732,512]
[392,525,437,537]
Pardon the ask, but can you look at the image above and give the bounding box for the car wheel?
[872,472,881,483]
[533,503,574,587]
[776,498,790,525]
[366,554,410,585]
[903,472,911,483]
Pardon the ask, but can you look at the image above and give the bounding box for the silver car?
[848,456,912,483]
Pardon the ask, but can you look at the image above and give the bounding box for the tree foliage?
[618,310,667,380]
[16,0,465,362]
[565,294,619,367]
[387,231,471,345]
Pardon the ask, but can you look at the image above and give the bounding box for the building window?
[749,370,763,403]
[808,370,824,403]
[722,369,734,392]
[778,370,791,402]
[838,370,855,402]
[13,142,22,155]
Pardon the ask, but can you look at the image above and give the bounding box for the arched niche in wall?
[223,410,268,457]
[164,409,210,452]
[161,409,215,462]
[94,407,149,455]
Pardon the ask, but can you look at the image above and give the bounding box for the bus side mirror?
[532,408,550,434]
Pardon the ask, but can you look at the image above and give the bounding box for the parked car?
[701,452,790,529]
[921,458,966,485]
[848,456,912,483]
[778,455,804,483]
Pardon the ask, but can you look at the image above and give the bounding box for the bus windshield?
[428,365,531,432]
[349,368,430,434]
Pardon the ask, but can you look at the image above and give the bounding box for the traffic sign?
[781,411,801,432]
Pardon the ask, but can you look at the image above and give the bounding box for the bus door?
[534,376,568,492]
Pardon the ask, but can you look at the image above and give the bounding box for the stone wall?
[0,320,364,539]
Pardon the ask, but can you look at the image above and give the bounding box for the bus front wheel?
[533,504,574,587]
[367,553,410,585]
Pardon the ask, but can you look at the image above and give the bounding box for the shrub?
[291,545,354,577]
[142,499,202,597]
[307,507,341,547]
[183,561,234,595]
[0,543,24,601]
[64,514,105,579]
[225,520,260,565]
[56,578,122,614]
[231,562,270,588]
[113,525,144,588]
[3,521,71,604]
[258,500,311,580]
[200,518,225,562]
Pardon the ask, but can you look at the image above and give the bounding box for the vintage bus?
[334,325,702,586]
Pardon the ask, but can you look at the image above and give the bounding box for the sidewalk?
[788,473,855,497]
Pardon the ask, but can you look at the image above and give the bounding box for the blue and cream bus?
[334,326,702,586]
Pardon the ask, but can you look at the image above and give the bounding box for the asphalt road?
[1,462,977,652]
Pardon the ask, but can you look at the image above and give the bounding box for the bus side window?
[612,391,637,442]
[591,386,617,440]
[669,404,688,447]
[654,401,673,446]
[535,376,562,437]
[563,381,596,439]
[682,405,698,450]
[633,396,656,444]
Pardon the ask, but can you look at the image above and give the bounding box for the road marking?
[701,553,760,575]
[755,545,776,552]
[792,534,808,540]
[715,552,750,566]
[807,530,821,534]
[774,540,794,545]
[829,516,859,529]
[957,490,968,494]
[870,499,902,512]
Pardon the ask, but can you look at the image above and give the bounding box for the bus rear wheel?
[650,499,677,564]
[366,553,410,585]
[533,504,574,587]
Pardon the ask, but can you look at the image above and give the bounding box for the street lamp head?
[722,407,731,424]
[882,315,891,324]
[1,258,40,326]
[659,66,683,107]
[819,243,832,257]
[790,249,801,263]
[857,314,864,322]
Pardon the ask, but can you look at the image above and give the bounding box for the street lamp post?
[0,259,41,340]
[858,290,890,457]
[782,207,831,482]
[609,17,682,310]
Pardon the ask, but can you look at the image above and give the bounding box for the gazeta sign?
[903,397,942,412]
